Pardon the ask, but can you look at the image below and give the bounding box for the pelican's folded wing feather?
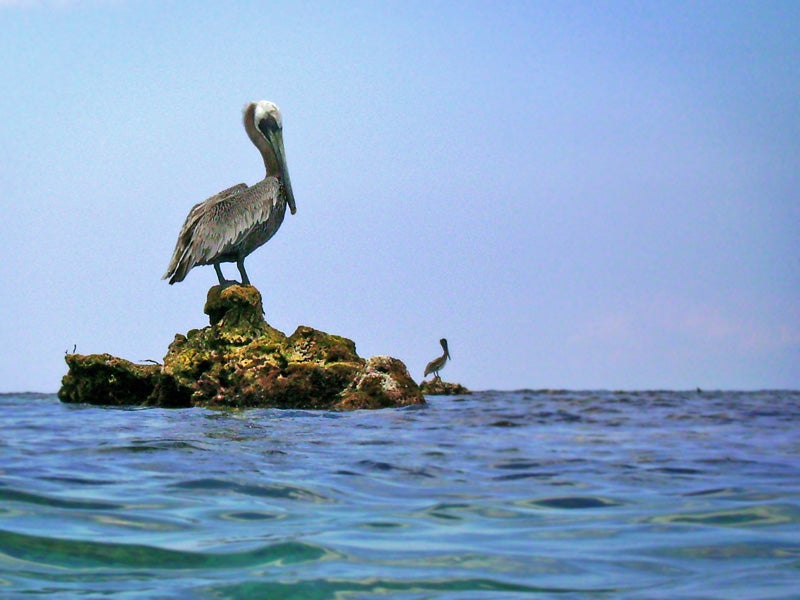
[163,183,249,282]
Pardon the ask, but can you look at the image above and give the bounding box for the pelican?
[163,101,296,286]
[424,338,450,380]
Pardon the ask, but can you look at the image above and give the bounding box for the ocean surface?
[1,390,798,599]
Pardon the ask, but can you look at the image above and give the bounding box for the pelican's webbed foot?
[219,279,243,289]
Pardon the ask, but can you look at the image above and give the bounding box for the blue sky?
[1,0,798,392]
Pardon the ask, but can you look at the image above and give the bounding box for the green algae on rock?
[419,379,471,396]
[59,285,424,410]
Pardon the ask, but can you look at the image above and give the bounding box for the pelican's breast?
[235,177,287,256]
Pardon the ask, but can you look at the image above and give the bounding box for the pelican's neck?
[260,144,279,178]
[243,103,279,177]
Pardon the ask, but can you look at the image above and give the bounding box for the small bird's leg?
[236,258,251,286]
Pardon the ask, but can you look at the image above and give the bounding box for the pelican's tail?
[163,240,195,284]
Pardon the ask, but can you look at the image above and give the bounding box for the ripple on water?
[218,510,285,522]
[196,575,601,599]
[355,459,438,479]
[682,487,783,502]
[419,501,524,522]
[0,528,336,570]
[491,458,559,481]
[95,439,208,454]
[647,504,800,528]
[170,478,335,503]
[653,540,800,561]
[0,487,122,512]
[524,496,624,510]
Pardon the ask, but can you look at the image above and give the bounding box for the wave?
[0,528,333,570]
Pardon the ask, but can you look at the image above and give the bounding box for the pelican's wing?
[424,360,435,377]
[163,183,248,283]
[188,178,281,263]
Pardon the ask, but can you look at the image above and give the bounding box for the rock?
[59,285,424,410]
[419,379,471,395]
[58,353,172,406]
[339,356,425,409]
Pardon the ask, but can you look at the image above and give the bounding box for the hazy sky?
[1,0,798,392]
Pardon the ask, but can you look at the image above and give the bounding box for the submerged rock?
[59,285,424,410]
[419,379,471,396]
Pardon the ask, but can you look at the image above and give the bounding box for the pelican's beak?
[268,128,297,215]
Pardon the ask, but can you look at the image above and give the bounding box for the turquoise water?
[1,390,798,598]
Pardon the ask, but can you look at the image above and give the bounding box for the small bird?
[163,100,296,286]
[424,338,451,380]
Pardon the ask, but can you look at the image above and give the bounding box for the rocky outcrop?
[419,379,471,396]
[59,354,166,407]
[59,285,424,410]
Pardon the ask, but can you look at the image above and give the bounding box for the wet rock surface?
[59,285,424,410]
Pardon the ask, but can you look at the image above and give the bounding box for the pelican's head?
[243,100,296,215]
[440,338,450,359]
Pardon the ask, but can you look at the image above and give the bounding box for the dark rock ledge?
[59,285,424,410]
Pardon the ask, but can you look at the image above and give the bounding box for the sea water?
[0,390,798,599]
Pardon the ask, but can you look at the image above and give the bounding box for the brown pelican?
[163,100,296,285]
[424,338,450,380]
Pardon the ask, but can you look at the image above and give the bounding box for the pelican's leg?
[214,263,226,285]
[236,258,251,286]
[214,263,239,288]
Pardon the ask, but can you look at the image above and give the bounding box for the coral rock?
[339,356,426,409]
[419,379,471,395]
[59,285,424,410]
[58,353,179,407]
